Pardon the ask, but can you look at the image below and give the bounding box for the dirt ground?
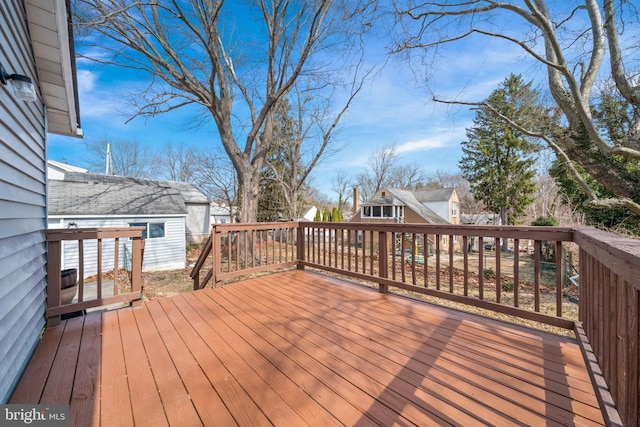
[141,246,202,300]
[142,268,194,300]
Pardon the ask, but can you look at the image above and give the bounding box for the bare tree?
[332,171,351,212]
[424,170,481,215]
[84,137,160,178]
[392,0,640,215]
[73,0,375,222]
[265,69,370,219]
[193,147,238,217]
[354,144,427,202]
[158,142,198,183]
[354,144,398,201]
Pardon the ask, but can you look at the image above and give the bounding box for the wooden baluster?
[534,240,541,312]
[114,237,119,296]
[97,238,103,300]
[130,236,143,307]
[411,233,416,286]
[495,237,501,303]
[463,235,468,296]
[449,235,454,293]
[513,238,520,307]
[478,237,484,300]
[435,235,441,290]
[555,241,563,317]
[378,231,388,293]
[78,240,85,302]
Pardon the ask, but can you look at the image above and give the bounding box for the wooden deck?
[11,270,605,426]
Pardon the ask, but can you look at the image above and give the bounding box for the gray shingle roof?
[412,188,455,203]
[48,173,199,216]
[62,172,209,204]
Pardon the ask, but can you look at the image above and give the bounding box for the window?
[362,205,404,219]
[130,222,165,239]
[451,202,458,217]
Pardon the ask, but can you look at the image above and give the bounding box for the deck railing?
[574,227,639,426]
[191,222,299,289]
[192,221,639,426]
[46,227,145,326]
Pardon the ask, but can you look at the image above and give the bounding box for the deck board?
[69,312,101,427]
[10,270,606,426]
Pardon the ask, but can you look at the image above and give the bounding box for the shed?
[48,175,190,275]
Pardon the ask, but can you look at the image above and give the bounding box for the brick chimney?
[353,187,360,213]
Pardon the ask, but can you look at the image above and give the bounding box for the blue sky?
[47,5,543,201]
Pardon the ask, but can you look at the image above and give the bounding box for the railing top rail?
[46,227,145,241]
[301,222,575,241]
[212,221,301,232]
[575,226,640,289]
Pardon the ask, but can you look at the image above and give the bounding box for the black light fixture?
[1,62,37,102]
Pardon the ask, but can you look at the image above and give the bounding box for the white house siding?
[0,1,47,402]
[185,204,210,244]
[48,216,187,276]
[428,201,450,223]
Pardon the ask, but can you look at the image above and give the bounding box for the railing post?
[378,231,389,293]
[297,223,305,270]
[130,236,144,307]
[212,225,219,288]
[46,238,62,326]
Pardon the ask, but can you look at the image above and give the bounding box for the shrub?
[532,216,559,226]
[483,268,494,279]
[502,282,515,292]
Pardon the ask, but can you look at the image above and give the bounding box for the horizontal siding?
[0,0,47,403]
[50,217,186,277]
[185,204,210,243]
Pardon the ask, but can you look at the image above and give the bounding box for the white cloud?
[395,137,447,154]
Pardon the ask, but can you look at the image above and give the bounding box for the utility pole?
[105,143,113,175]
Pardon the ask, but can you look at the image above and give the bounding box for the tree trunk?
[500,207,509,251]
[238,167,262,223]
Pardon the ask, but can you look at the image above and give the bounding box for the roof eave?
[25,0,82,138]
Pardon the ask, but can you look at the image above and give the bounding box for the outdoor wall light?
[1,62,37,102]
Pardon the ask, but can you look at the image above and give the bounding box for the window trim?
[129,221,166,240]
[361,205,404,219]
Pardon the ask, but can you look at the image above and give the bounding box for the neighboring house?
[0,0,81,402]
[461,212,503,252]
[460,212,501,226]
[351,187,459,225]
[350,187,461,252]
[301,206,318,222]
[158,179,210,244]
[48,175,187,274]
[47,159,87,180]
[210,202,235,225]
[47,164,211,244]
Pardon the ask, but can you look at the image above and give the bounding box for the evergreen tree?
[323,207,332,222]
[314,208,322,222]
[459,74,540,229]
[331,207,342,222]
[258,99,300,221]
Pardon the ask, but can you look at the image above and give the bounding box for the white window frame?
[362,205,405,219]
[129,222,166,240]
